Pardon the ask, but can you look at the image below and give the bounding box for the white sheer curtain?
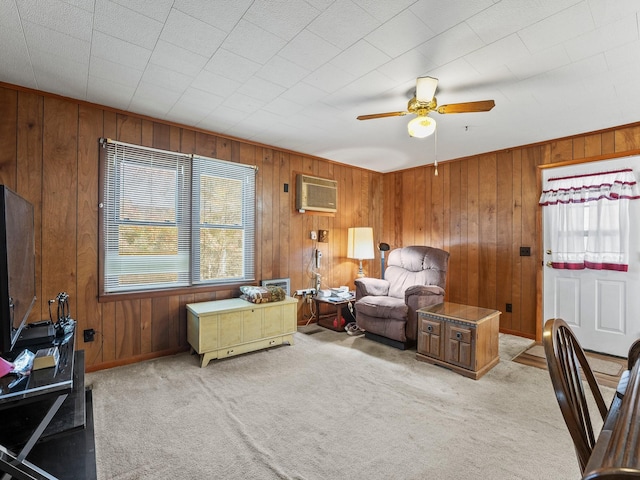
[539,168,640,272]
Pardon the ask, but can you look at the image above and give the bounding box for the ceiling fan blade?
[357,111,409,120]
[436,100,495,114]
[416,76,438,103]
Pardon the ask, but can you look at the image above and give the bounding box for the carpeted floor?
[87,329,612,480]
[512,342,627,388]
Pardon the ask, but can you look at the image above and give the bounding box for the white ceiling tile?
[303,63,357,94]
[94,0,163,50]
[255,55,310,89]
[262,96,305,117]
[165,100,211,125]
[60,0,94,11]
[173,0,252,32]
[109,0,173,22]
[417,22,486,68]
[130,81,182,113]
[324,70,400,111]
[278,29,340,71]
[587,0,640,27]
[197,106,245,133]
[307,0,379,49]
[365,9,437,58]
[564,16,638,63]
[505,45,572,80]
[22,21,90,65]
[150,40,209,77]
[236,77,286,102]
[91,31,152,70]
[89,56,143,88]
[464,34,529,74]
[0,34,35,88]
[330,40,391,78]
[351,0,415,23]
[16,0,93,41]
[411,0,495,35]
[466,0,584,44]
[279,81,327,104]
[160,8,227,58]
[0,1,23,33]
[605,40,640,70]
[191,70,241,98]
[141,63,193,92]
[221,91,267,114]
[518,2,594,53]
[222,19,287,64]
[87,76,135,109]
[178,87,225,109]
[244,0,320,41]
[204,49,262,83]
[30,49,88,97]
[375,49,437,83]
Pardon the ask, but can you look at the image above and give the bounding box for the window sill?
[98,281,257,303]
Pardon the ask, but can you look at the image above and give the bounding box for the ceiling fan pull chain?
[434,129,438,176]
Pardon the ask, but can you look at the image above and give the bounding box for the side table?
[315,294,355,332]
[416,302,501,379]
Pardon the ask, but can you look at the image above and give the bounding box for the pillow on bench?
[240,285,285,304]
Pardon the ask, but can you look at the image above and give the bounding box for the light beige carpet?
[87,330,612,480]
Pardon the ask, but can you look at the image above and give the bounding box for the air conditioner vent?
[296,174,337,213]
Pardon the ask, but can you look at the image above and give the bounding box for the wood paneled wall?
[2,82,640,370]
[383,126,640,338]
[0,85,382,370]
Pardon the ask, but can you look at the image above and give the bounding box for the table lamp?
[347,227,375,277]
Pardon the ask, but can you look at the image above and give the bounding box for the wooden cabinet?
[187,297,298,367]
[416,303,500,380]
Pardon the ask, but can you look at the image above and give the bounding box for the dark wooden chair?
[543,318,609,474]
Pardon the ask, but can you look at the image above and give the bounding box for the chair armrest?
[354,277,390,300]
[404,284,445,303]
[404,285,445,342]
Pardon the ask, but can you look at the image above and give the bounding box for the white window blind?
[192,155,256,284]
[100,139,256,294]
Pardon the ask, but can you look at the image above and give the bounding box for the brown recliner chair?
[354,246,449,349]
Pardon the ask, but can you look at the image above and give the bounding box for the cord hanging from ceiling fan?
[433,128,438,176]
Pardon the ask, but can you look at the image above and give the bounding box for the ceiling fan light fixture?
[407,115,436,138]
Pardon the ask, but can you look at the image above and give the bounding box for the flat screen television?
[0,185,36,355]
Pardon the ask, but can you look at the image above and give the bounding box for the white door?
[542,157,640,357]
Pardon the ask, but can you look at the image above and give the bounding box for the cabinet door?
[446,324,474,369]
[263,305,283,337]
[243,308,263,342]
[282,302,297,333]
[219,312,243,347]
[417,316,443,359]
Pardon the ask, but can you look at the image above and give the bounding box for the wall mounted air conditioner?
[296,174,337,213]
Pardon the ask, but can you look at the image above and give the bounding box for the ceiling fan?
[357,76,495,138]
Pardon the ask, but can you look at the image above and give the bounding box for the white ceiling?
[2,0,640,173]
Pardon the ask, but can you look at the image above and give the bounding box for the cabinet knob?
[456,332,462,340]
[426,325,433,332]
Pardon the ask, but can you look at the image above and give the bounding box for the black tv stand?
[14,323,55,349]
[0,328,95,480]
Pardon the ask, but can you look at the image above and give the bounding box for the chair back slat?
[543,318,608,473]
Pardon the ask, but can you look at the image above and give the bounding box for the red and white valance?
[540,168,640,272]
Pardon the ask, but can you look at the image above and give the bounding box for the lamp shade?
[407,115,436,138]
[347,227,375,260]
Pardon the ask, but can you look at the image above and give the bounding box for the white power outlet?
[310,230,317,240]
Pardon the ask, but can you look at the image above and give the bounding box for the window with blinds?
[100,139,256,294]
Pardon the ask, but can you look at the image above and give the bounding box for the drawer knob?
[426,325,433,332]
[456,332,462,340]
